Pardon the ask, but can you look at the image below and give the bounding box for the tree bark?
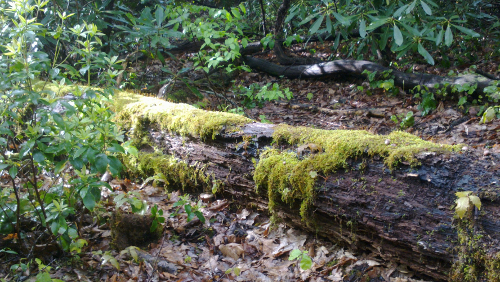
[243,55,497,97]
[136,119,500,281]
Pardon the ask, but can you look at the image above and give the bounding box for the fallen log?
[243,55,497,97]
[114,92,500,281]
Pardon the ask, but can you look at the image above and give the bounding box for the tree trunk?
[120,98,500,281]
[243,55,497,97]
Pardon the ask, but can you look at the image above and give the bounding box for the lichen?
[113,91,251,140]
[255,124,461,220]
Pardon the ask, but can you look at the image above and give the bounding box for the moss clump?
[121,151,211,192]
[255,124,461,219]
[113,91,251,140]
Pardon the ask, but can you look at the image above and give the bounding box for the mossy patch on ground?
[255,124,462,219]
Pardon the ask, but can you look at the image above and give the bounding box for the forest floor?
[2,41,499,281]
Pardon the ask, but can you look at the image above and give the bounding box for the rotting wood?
[243,55,496,97]
[136,120,500,281]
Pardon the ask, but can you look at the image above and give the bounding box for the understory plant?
[0,0,134,273]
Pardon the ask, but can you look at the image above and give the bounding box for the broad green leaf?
[326,15,332,34]
[480,107,496,123]
[36,272,52,282]
[300,255,313,270]
[393,24,403,46]
[445,24,453,46]
[9,165,18,179]
[289,249,301,260]
[420,0,432,15]
[195,211,205,223]
[239,3,246,14]
[299,13,319,26]
[52,113,66,129]
[453,25,480,37]
[33,151,45,163]
[394,4,409,17]
[469,195,481,210]
[455,197,470,219]
[155,7,164,26]
[54,160,68,174]
[366,18,389,31]
[359,19,366,38]
[231,7,241,19]
[310,15,324,34]
[19,140,35,158]
[332,12,351,26]
[417,43,434,65]
[436,29,443,45]
[95,154,108,174]
[406,1,416,14]
[108,156,123,176]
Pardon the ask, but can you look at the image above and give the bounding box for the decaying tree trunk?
[130,110,500,281]
[243,55,497,97]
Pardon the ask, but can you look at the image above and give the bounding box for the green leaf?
[95,154,108,174]
[9,166,17,179]
[332,12,351,26]
[458,96,467,106]
[155,7,164,27]
[310,15,324,34]
[108,156,122,176]
[74,146,87,158]
[33,151,45,163]
[445,24,453,46]
[469,195,481,210]
[108,143,125,153]
[406,1,416,14]
[420,0,432,15]
[52,113,66,130]
[19,140,35,158]
[417,43,434,65]
[36,272,52,282]
[393,24,403,46]
[393,4,409,17]
[480,106,496,123]
[289,249,301,260]
[436,29,443,46]
[366,18,389,31]
[299,13,319,26]
[54,160,67,174]
[453,25,480,37]
[194,211,205,223]
[359,19,367,38]
[455,196,470,219]
[300,255,313,270]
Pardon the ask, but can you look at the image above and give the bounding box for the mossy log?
[115,92,500,281]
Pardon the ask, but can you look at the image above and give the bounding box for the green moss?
[113,91,251,140]
[255,124,461,220]
[121,151,211,192]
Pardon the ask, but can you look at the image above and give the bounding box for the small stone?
[484,149,491,156]
[101,171,113,182]
[385,139,391,145]
[462,146,468,151]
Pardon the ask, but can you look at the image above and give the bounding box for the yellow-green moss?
[113,91,251,140]
[122,151,211,191]
[255,124,461,220]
